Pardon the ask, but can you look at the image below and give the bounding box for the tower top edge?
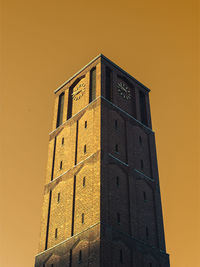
[54,54,150,94]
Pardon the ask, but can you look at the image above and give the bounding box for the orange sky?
[1,0,199,266]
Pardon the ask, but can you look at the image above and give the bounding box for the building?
[35,54,170,267]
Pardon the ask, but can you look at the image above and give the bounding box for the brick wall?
[35,55,169,267]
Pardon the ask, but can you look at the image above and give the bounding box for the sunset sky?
[1,0,199,266]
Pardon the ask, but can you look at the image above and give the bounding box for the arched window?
[56,92,64,127]
[139,90,148,126]
[89,67,96,102]
[106,67,112,101]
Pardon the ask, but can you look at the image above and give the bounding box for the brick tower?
[35,54,170,267]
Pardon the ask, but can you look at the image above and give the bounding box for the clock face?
[117,81,131,100]
[71,83,86,101]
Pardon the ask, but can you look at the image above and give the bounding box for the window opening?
[141,159,143,170]
[115,144,119,153]
[139,90,148,126]
[56,92,64,127]
[83,177,86,187]
[55,228,58,239]
[82,213,84,224]
[139,135,142,144]
[120,249,123,263]
[115,120,118,129]
[57,192,60,203]
[116,176,119,187]
[106,67,112,101]
[117,213,120,224]
[60,161,63,170]
[143,191,146,201]
[62,137,64,145]
[89,68,96,102]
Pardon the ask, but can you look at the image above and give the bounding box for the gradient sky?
[1,0,199,266]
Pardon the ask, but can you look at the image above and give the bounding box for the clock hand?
[118,84,127,92]
[72,89,82,97]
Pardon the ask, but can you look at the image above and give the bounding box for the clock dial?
[72,83,86,101]
[117,81,131,100]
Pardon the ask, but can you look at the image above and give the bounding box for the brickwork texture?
[35,55,170,267]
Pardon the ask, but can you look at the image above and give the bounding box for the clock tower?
[35,54,170,267]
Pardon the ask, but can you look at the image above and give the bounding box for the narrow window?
[85,121,87,128]
[56,92,65,127]
[116,176,119,187]
[83,177,86,187]
[139,90,148,126]
[115,144,119,153]
[57,192,60,203]
[55,228,58,239]
[141,159,143,170]
[89,67,96,102]
[143,191,146,201]
[146,226,149,240]
[106,67,112,101]
[79,250,82,263]
[115,119,118,129]
[67,86,73,120]
[82,213,84,224]
[139,135,142,144]
[120,249,123,263]
[60,161,63,170]
[84,145,87,154]
[62,137,64,145]
[117,213,120,224]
